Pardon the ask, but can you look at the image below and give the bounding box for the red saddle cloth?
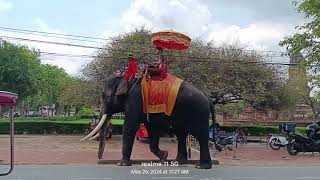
[141,73,183,116]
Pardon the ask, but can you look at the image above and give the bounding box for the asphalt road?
[0,165,320,180]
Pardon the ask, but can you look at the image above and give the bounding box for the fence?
[113,113,125,118]
[188,132,239,159]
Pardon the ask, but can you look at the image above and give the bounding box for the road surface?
[1,165,320,180]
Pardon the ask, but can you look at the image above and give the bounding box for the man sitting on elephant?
[116,54,139,95]
[147,46,168,80]
[123,54,139,81]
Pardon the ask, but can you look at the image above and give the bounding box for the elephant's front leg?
[117,113,140,166]
[146,124,168,163]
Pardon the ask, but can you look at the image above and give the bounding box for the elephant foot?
[117,159,132,166]
[157,150,168,163]
[195,162,212,169]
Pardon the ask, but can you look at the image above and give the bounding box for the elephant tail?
[209,97,222,151]
[208,96,215,129]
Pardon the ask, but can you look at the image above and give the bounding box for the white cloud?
[121,0,212,37]
[0,0,12,12]
[207,22,295,51]
[120,0,302,53]
[0,0,13,12]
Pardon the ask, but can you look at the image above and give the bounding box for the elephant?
[81,75,216,169]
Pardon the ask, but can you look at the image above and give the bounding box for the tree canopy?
[280,0,320,121]
[0,40,41,100]
[280,0,320,67]
[83,28,290,111]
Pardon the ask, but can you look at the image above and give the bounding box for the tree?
[280,0,320,67]
[26,64,69,115]
[83,28,289,112]
[215,100,247,119]
[57,77,99,115]
[285,76,320,122]
[280,0,320,122]
[0,40,41,100]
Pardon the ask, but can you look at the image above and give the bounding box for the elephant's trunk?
[80,114,109,141]
[98,114,113,159]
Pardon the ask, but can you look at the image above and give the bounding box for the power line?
[0,25,292,55]
[0,26,109,41]
[0,28,105,43]
[0,35,286,60]
[39,52,297,66]
[1,35,308,67]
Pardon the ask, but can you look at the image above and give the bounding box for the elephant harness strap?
[141,73,183,116]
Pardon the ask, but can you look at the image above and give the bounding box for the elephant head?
[80,76,127,144]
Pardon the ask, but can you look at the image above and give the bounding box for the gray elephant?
[81,75,215,169]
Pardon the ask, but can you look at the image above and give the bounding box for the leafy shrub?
[0,118,124,134]
[0,117,306,136]
[78,107,96,117]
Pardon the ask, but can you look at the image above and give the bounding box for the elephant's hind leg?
[194,132,212,169]
[175,128,188,164]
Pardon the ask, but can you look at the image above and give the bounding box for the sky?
[0,0,306,75]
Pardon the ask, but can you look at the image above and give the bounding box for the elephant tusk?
[88,120,112,141]
[89,132,100,141]
[80,114,107,142]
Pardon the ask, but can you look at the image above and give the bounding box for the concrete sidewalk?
[0,135,202,165]
[1,135,320,166]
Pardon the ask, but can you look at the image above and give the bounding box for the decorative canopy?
[0,91,18,107]
[151,30,191,51]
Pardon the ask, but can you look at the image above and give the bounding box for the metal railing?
[188,132,239,159]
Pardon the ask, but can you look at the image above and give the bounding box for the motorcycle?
[209,128,234,151]
[286,131,320,155]
[285,122,320,155]
[268,134,288,150]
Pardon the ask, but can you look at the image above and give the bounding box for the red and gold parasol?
[151,30,191,51]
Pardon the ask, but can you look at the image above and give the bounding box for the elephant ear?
[115,78,128,95]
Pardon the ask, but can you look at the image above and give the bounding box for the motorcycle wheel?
[269,139,281,150]
[227,145,233,151]
[287,143,299,155]
[215,143,223,152]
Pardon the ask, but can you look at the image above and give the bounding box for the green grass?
[111,119,124,125]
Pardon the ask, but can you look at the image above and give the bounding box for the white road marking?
[153,177,192,179]
[296,177,320,179]
[200,178,223,180]
[232,177,263,179]
[71,178,112,180]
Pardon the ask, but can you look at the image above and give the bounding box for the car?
[3,112,9,118]
[13,112,20,117]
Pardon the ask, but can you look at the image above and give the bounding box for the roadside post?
[0,91,18,176]
[232,131,240,160]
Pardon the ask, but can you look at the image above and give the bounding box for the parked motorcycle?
[306,122,320,140]
[268,134,288,150]
[286,131,320,155]
[285,122,320,155]
[209,128,234,151]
